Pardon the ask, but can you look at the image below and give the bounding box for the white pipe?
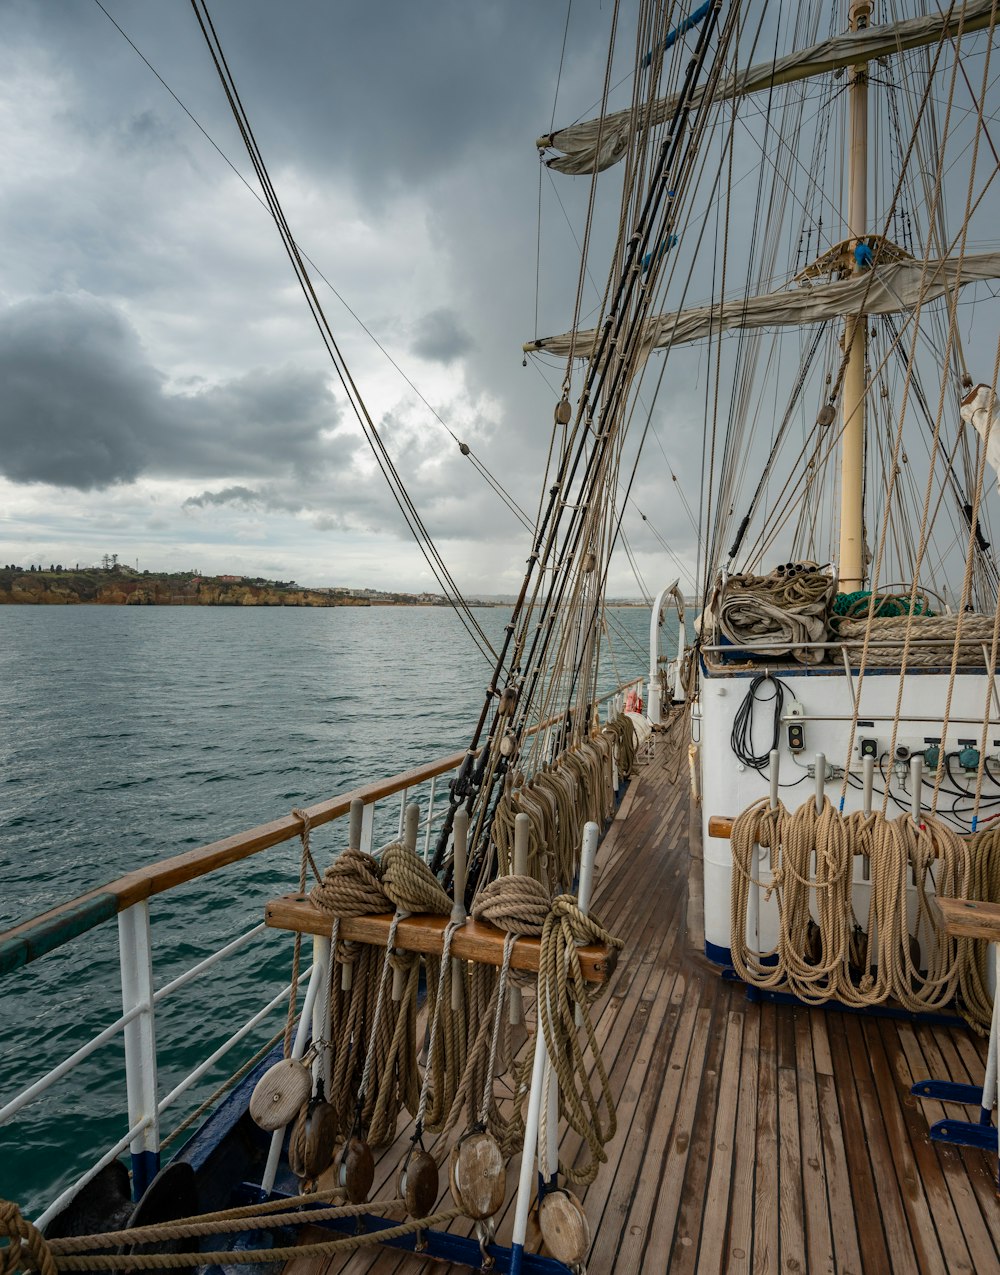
[423,776,437,862]
[980,944,1000,1123]
[862,755,875,817]
[404,802,420,852]
[451,809,468,1012]
[348,797,364,850]
[118,903,159,1189]
[862,754,875,881]
[814,753,826,813]
[392,803,422,1001]
[574,823,599,1029]
[512,1008,549,1256]
[910,755,923,824]
[312,936,332,1093]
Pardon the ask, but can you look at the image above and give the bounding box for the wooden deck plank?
[793,1012,836,1275]
[667,990,731,1273]
[640,1003,714,1265]
[689,1008,744,1275]
[862,1017,954,1275]
[887,1019,992,1275]
[776,1065,807,1275]
[840,1013,933,1275]
[721,1003,759,1275]
[593,977,699,1272]
[752,1003,780,1275]
[825,1014,899,1275]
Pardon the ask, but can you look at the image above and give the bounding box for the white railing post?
[423,776,438,862]
[360,802,375,853]
[117,902,159,1200]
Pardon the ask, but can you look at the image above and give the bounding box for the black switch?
[860,737,878,759]
[787,722,805,753]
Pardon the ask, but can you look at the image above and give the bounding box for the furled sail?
[538,0,998,175]
[525,251,1000,359]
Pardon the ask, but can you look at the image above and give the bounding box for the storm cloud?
[410,308,474,365]
[0,294,337,490]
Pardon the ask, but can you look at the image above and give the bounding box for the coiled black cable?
[730,673,789,770]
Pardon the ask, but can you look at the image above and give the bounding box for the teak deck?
[284,746,1000,1273]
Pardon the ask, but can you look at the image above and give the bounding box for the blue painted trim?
[699,655,972,680]
[708,942,965,1025]
[911,1079,984,1106]
[642,0,713,66]
[170,1046,281,1172]
[130,1149,160,1201]
[271,1202,571,1272]
[929,1118,998,1152]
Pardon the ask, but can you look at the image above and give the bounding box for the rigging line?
[93,0,528,547]
[729,324,827,564]
[188,1,486,639]
[619,528,653,603]
[627,499,698,592]
[549,0,575,133]
[534,156,543,340]
[188,0,498,663]
[708,0,789,584]
[526,0,736,732]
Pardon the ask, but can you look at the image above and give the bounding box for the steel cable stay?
[189,0,498,664]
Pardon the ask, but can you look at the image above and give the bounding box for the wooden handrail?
[0,749,467,977]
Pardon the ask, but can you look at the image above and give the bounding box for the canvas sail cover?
[538,0,998,175]
[526,251,1000,359]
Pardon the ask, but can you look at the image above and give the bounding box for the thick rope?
[730,796,970,1012]
[0,1196,462,1271]
[538,897,623,1186]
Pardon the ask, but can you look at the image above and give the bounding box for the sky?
[3,2,998,607]
[0,0,705,596]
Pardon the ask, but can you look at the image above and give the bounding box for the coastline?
[0,570,499,608]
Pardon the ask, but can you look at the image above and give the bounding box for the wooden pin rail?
[708,815,734,839]
[931,896,1000,942]
[265,895,617,985]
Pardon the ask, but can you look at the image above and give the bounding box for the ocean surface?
[0,603,654,1217]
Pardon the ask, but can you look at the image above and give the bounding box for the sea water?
[0,604,654,1216]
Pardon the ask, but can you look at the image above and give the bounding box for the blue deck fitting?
[927,1118,999,1153]
[910,1079,985,1106]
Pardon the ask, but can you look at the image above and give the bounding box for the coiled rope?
[730,797,970,1013]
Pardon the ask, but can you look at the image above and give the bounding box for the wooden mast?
[838,0,873,593]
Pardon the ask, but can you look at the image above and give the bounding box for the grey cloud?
[410,308,474,365]
[183,485,263,509]
[0,294,160,488]
[0,294,338,489]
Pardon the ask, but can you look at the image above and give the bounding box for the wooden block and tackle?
[265,894,617,984]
